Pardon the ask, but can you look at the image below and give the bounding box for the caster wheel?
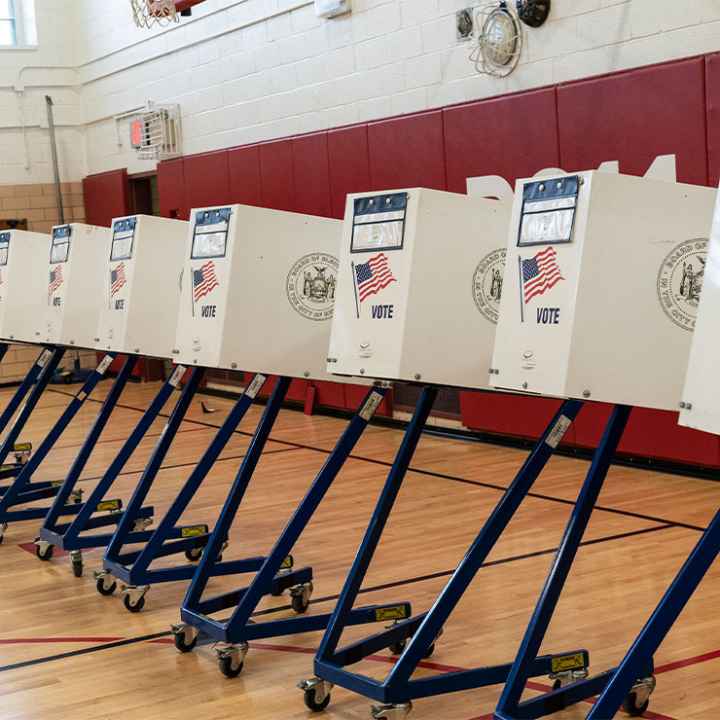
[218,654,244,678]
[184,547,202,562]
[72,560,83,578]
[291,593,310,614]
[173,631,198,653]
[35,543,54,561]
[623,692,649,717]
[96,577,117,596]
[304,688,331,712]
[389,640,406,655]
[123,593,146,613]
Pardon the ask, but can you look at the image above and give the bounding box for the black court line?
[50,387,711,534]
[38,446,301,488]
[0,523,674,675]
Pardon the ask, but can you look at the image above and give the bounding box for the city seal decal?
[287,252,338,321]
[472,248,506,324]
[657,238,708,331]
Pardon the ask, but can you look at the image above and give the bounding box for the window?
[0,0,37,48]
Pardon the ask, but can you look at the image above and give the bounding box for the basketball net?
[130,0,179,29]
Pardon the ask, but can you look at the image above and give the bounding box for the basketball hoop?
[130,0,179,29]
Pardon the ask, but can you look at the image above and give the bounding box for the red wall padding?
[704,53,720,185]
[557,57,708,184]
[444,88,561,192]
[328,125,372,219]
[367,110,447,191]
[184,150,231,210]
[83,169,130,227]
[228,145,263,206]
[145,54,720,467]
[259,140,296,211]
[158,158,187,220]
[292,132,332,218]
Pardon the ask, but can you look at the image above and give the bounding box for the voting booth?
[39,224,109,348]
[0,230,51,343]
[680,189,720,433]
[96,215,188,358]
[173,204,344,381]
[491,172,715,411]
[489,171,717,720]
[328,188,509,388]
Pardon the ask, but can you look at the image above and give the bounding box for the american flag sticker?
[519,247,563,319]
[48,265,63,297]
[193,260,219,302]
[351,252,396,317]
[110,262,127,297]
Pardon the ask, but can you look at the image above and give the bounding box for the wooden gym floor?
[0,380,718,719]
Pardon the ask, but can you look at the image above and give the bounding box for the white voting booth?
[95,215,188,358]
[680,188,720,434]
[0,230,51,343]
[327,188,510,388]
[491,171,715,411]
[173,204,348,382]
[39,224,109,348]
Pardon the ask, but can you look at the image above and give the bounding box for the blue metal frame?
[495,404,638,720]
[311,391,588,706]
[102,372,266,593]
[0,346,64,490]
[586,507,719,719]
[44,365,192,556]
[101,366,206,587]
[178,385,414,652]
[35,355,138,558]
[0,353,117,527]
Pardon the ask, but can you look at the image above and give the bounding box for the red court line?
[655,648,720,674]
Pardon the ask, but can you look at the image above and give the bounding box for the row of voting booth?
[0,164,716,720]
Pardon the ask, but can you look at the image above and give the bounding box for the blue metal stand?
[495,404,641,720]
[0,346,66,543]
[98,366,205,612]
[0,353,117,534]
[43,364,193,581]
[303,392,587,716]
[100,371,266,611]
[586,507,719,719]
[33,355,138,574]
[0,346,63,488]
[175,385,415,678]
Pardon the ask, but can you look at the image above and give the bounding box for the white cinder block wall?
[0,1,84,185]
[6,0,720,183]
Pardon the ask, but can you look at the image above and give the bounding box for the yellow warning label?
[13,442,32,452]
[281,555,294,570]
[375,605,408,622]
[551,653,586,674]
[97,499,122,512]
[181,525,208,538]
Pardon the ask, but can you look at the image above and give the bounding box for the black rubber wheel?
[623,692,650,717]
[303,688,331,712]
[96,577,117,596]
[184,547,202,562]
[389,640,406,655]
[71,560,83,578]
[552,679,562,691]
[123,593,146,613]
[35,543,54,561]
[72,494,82,505]
[291,593,310,614]
[218,654,244,678]
[173,630,198,653]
